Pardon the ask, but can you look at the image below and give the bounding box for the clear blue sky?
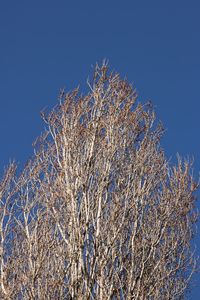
[0,1,199,298]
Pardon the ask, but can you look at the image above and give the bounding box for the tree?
[0,62,198,299]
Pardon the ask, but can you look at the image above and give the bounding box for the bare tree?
[0,63,198,299]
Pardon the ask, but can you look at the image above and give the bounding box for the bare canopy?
[0,63,198,299]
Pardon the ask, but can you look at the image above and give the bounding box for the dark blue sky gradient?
[0,1,199,298]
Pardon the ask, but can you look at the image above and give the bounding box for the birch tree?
[0,63,198,299]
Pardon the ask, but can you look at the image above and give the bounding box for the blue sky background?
[0,1,199,298]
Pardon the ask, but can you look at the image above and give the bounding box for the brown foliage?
[0,63,198,299]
